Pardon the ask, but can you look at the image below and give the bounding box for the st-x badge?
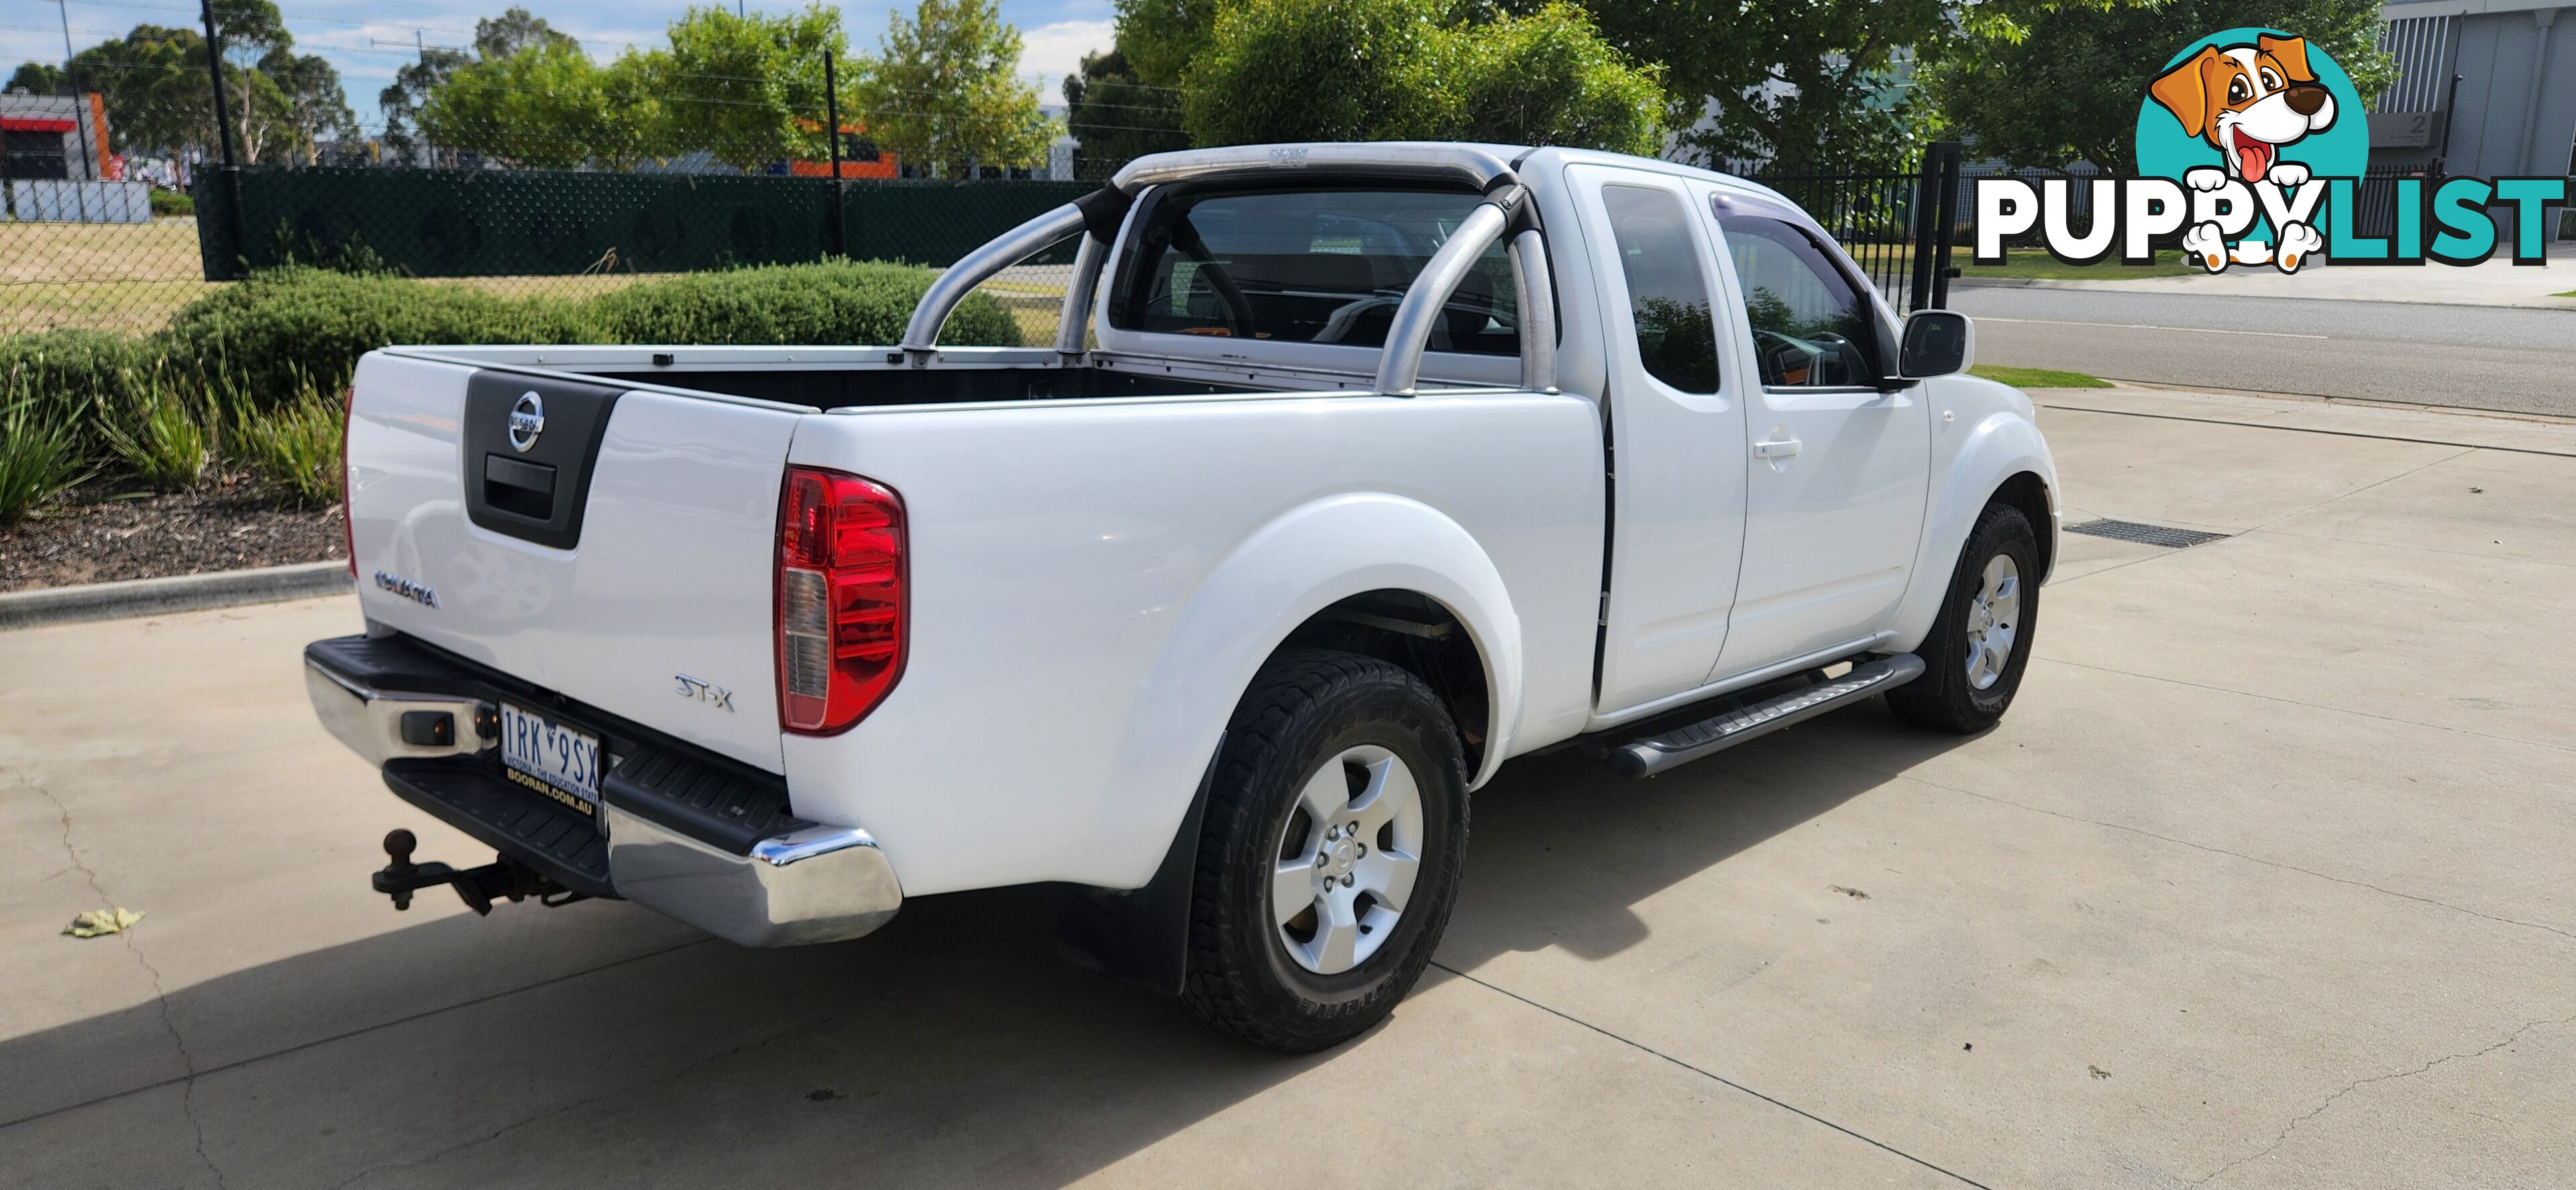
[674,674,733,711]
[508,391,545,452]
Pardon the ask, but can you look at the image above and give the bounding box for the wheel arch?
[1988,469,2057,583]
[1101,492,1523,875]
[1267,589,1495,781]
[1058,494,1518,997]
[1890,408,2059,653]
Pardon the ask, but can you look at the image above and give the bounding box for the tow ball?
[372,829,586,914]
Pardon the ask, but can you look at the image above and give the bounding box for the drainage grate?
[2065,519,2232,549]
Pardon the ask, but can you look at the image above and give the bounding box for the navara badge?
[508,392,545,452]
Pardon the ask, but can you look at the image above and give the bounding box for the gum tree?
[856,0,1053,177]
[1178,0,1664,154]
[644,5,853,170]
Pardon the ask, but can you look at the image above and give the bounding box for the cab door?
[1570,166,1752,716]
[1703,190,1931,679]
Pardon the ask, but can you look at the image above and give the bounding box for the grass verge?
[1970,364,2112,388]
[1958,250,2199,282]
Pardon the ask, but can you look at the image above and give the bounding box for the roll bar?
[901,148,1556,396]
[1110,143,1520,196]
[1053,231,1109,358]
[1508,229,1557,394]
[1375,183,1552,396]
[900,201,1089,358]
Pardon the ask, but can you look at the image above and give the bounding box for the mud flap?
[1053,738,1221,997]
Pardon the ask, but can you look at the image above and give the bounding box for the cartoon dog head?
[2149,34,2337,180]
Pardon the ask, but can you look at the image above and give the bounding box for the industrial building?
[2376,0,2576,240]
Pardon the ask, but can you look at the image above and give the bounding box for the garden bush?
[150,260,1018,408]
[0,329,152,455]
[232,382,345,506]
[150,188,195,217]
[0,258,1026,516]
[158,267,601,403]
[99,378,212,491]
[584,260,1022,348]
[1,370,90,525]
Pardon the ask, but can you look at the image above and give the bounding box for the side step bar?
[1605,653,1926,778]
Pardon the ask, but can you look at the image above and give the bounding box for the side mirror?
[1896,309,1975,380]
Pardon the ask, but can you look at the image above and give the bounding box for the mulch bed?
[0,477,344,593]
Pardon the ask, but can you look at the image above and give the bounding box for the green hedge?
[585,260,1021,347]
[160,268,599,398]
[12,261,1023,424]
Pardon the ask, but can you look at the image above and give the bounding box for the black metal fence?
[1748,141,1966,313]
[2346,160,2443,241]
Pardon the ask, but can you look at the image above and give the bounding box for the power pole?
[58,0,100,218]
[824,48,846,258]
[199,0,248,275]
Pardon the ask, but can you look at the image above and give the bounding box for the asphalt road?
[7,393,2576,1187]
[1951,286,2576,417]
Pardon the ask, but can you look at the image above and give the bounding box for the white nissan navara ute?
[306,143,2057,1052]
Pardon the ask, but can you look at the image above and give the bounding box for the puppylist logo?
[1974,28,2568,273]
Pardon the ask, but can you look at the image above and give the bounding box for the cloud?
[1016,18,1114,99]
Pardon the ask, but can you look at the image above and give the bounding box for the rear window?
[1106,187,1520,356]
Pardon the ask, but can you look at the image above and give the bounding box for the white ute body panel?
[347,351,803,770]
[333,142,2057,929]
[783,390,1601,894]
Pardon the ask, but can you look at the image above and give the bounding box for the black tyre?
[1888,502,2041,734]
[1182,650,1468,1052]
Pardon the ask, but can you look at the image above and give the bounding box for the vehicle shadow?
[1437,702,1966,971]
[0,703,1972,1189]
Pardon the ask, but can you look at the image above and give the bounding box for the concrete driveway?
[4,390,2572,1189]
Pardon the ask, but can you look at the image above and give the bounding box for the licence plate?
[500,703,601,816]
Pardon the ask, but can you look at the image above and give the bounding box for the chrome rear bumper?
[304,635,903,947]
[604,808,901,946]
[304,659,493,767]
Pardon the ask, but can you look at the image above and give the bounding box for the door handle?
[1753,437,1802,460]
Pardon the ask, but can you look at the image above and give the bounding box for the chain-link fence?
[5,168,1093,344]
[3,12,1116,349]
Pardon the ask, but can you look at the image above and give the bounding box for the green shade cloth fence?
[191,167,1092,281]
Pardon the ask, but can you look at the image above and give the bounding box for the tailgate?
[346,352,803,771]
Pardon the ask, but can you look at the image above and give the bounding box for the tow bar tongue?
[370,828,586,914]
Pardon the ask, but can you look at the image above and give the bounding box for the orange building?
[788,119,900,179]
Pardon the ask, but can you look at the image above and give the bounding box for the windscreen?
[1107,187,1520,356]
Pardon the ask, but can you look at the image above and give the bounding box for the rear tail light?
[339,386,356,576]
[776,467,907,734]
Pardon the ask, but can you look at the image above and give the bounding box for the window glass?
[1106,188,1518,355]
[1717,213,1882,387]
[1601,185,1719,394]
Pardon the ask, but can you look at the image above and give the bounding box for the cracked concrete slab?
[2198,1014,2576,1189]
[3,390,2571,1187]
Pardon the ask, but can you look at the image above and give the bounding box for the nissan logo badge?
[508,391,545,452]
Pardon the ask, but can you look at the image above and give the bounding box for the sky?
[3,0,1118,127]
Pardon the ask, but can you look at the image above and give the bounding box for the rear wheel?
[1183,651,1467,1052]
[1888,502,2039,733]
